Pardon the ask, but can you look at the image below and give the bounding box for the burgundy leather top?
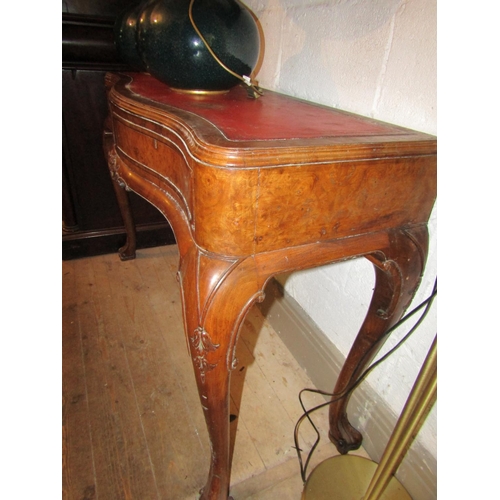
[127,73,402,142]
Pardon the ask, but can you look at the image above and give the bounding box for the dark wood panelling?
[62,0,136,18]
[62,2,175,259]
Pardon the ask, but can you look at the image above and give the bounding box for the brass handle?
[188,0,263,98]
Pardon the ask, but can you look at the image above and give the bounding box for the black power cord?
[293,279,437,483]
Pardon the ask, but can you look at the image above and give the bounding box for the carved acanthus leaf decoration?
[194,356,217,383]
[190,327,220,383]
[191,327,220,354]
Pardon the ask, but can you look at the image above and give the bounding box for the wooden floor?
[62,245,368,500]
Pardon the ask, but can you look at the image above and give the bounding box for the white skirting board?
[257,279,437,500]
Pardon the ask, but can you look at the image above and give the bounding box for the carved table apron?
[103,73,436,500]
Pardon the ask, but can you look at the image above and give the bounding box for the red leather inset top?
[127,73,402,142]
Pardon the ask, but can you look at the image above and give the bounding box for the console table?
[103,72,436,500]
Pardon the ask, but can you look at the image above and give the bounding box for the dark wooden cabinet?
[62,1,175,259]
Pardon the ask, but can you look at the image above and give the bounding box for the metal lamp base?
[302,455,412,500]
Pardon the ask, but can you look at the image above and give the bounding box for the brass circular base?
[170,87,230,95]
[302,455,412,500]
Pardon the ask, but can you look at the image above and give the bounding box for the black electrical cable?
[293,278,437,483]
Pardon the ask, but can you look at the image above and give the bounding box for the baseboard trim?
[257,279,436,500]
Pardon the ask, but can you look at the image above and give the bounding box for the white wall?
[245,0,437,460]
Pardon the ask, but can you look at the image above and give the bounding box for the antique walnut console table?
[103,72,436,500]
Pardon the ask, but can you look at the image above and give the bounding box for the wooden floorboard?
[63,260,98,500]
[62,246,356,500]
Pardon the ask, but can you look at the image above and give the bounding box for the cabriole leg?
[328,226,429,454]
[177,246,263,500]
[106,145,137,261]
